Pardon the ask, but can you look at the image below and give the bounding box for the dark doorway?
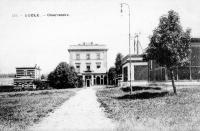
[96,76,100,85]
[86,80,90,87]
[104,76,107,85]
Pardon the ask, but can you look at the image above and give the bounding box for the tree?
[108,67,117,85]
[115,53,123,85]
[33,79,48,90]
[76,76,84,88]
[115,53,123,75]
[143,10,191,94]
[41,74,45,80]
[48,62,80,89]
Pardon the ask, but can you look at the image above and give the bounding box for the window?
[86,65,90,71]
[76,65,80,73]
[86,53,90,60]
[97,53,100,60]
[97,65,101,69]
[27,70,35,77]
[76,54,80,60]
[123,66,128,82]
[96,62,101,69]
[75,63,80,73]
[86,63,91,71]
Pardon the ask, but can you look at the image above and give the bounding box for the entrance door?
[86,80,90,87]
[96,76,100,85]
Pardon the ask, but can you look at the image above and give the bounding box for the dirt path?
[29,87,115,131]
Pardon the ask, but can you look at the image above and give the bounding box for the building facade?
[121,55,148,86]
[14,65,41,89]
[68,42,108,87]
[148,38,200,81]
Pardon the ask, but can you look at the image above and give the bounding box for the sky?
[0,0,200,74]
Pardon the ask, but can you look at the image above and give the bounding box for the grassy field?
[0,88,79,131]
[97,86,200,131]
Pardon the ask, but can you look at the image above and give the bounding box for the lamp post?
[121,3,132,94]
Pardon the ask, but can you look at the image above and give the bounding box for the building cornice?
[68,49,108,52]
[122,60,147,66]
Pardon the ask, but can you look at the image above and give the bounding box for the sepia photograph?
[0,0,200,130]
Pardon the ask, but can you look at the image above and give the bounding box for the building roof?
[68,42,108,51]
[16,65,41,70]
[122,54,147,65]
[122,54,143,61]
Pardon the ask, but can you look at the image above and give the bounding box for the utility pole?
[121,3,132,94]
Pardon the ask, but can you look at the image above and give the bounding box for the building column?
[100,75,102,85]
[131,64,134,82]
[103,75,105,85]
[83,75,85,87]
[91,75,94,86]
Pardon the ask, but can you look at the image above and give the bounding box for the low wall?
[119,80,200,87]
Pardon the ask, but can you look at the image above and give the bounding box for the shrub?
[33,79,48,90]
[76,76,83,88]
[48,62,83,89]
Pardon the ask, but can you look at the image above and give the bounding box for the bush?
[48,62,83,89]
[76,76,83,88]
[33,79,48,90]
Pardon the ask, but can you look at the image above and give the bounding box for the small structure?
[68,42,108,87]
[121,54,148,87]
[14,65,41,89]
[121,35,148,87]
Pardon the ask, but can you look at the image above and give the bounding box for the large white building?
[68,42,108,87]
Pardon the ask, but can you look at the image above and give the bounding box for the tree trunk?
[170,69,177,95]
[165,68,168,81]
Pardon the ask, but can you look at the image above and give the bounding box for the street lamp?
[121,3,132,94]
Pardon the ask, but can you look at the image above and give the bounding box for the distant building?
[14,65,41,89]
[149,38,200,81]
[68,42,108,87]
[121,54,148,86]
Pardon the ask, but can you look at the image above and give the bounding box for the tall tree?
[108,67,117,85]
[48,62,80,89]
[115,53,123,76]
[115,53,123,86]
[143,10,191,94]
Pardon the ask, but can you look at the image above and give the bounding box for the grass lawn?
[97,86,200,131]
[0,88,80,131]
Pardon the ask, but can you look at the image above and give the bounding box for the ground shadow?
[115,91,169,100]
[106,85,117,88]
[121,86,162,92]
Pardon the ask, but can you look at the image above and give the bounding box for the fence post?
[177,66,179,80]
[190,60,192,80]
